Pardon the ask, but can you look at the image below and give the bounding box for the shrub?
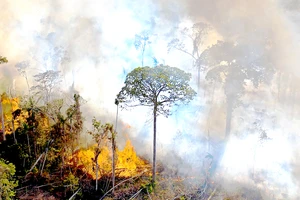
[0,159,18,200]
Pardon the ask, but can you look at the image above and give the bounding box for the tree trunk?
[141,41,146,67]
[94,149,101,191]
[277,72,282,103]
[41,147,48,175]
[113,100,119,194]
[197,66,201,93]
[0,96,5,141]
[152,104,157,184]
[25,76,30,95]
[211,81,216,104]
[112,135,116,194]
[225,100,233,139]
[96,157,99,191]
[11,118,16,144]
[27,133,31,157]
[10,99,17,144]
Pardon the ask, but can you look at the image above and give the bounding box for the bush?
[0,159,18,200]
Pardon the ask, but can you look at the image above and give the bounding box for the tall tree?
[112,98,119,194]
[0,94,5,142]
[117,64,196,183]
[0,56,8,141]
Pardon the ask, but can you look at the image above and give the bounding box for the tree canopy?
[117,64,196,116]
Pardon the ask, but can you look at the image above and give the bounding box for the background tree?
[15,61,31,95]
[201,41,274,138]
[31,70,61,103]
[0,95,6,141]
[0,56,8,141]
[168,22,211,91]
[117,64,196,183]
[135,31,152,67]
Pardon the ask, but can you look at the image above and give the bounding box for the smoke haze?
[1,0,300,199]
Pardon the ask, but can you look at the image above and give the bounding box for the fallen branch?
[99,169,148,200]
[34,182,61,189]
[24,153,45,179]
[29,153,45,172]
[129,188,143,200]
[172,195,184,200]
[207,187,217,200]
[69,188,81,200]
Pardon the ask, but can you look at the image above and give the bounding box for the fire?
[69,146,112,179]
[116,140,149,177]
[0,94,50,137]
[69,139,150,179]
[0,94,24,134]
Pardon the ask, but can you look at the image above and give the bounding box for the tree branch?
[99,169,148,200]
[207,187,217,200]
[68,188,81,200]
[129,188,143,199]
[174,47,197,60]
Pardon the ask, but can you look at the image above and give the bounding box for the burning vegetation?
[0,94,153,199]
[69,140,150,179]
[0,72,282,200]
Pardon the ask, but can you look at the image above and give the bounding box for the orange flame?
[69,139,150,179]
[0,94,31,135]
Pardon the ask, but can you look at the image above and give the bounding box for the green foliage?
[88,118,114,145]
[141,180,156,194]
[88,118,115,191]
[117,64,196,116]
[0,159,18,200]
[64,173,79,192]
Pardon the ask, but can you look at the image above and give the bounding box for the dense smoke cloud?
[1,0,300,199]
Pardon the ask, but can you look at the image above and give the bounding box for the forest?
[1,0,300,199]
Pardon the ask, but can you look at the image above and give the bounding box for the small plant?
[64,172,79,193]
[141,179,156,194]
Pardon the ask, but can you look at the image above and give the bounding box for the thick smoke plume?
[1,0,300,199]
